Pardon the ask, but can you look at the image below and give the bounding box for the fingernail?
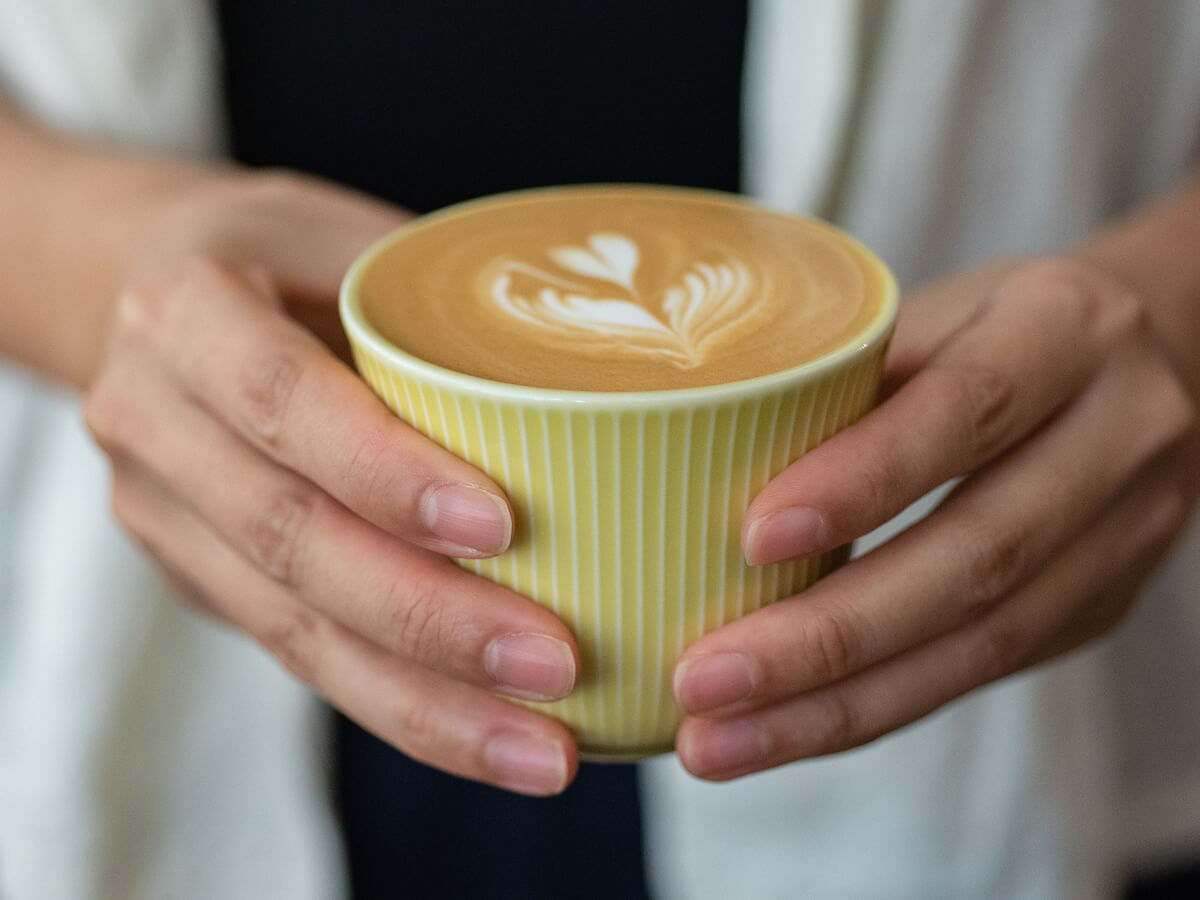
[675,652,758,713]
[486,733,568,796]
[422,483,512,555]
[744,507,828,565]
[485,633,576,701]
[682,720,769,777]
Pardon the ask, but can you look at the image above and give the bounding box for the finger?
[880,258,1024,392]
[87,353,577,702]
[120,507,233,626]
[1022,442,1195,665]
[157,560,234,626]
[109,458,577,796]
[743,260,1141,564]
[146,170,409,302]
[679,335,1193,715]
[120,259,514,557]
[677,453,1188,780]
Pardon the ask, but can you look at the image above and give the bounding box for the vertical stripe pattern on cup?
[348,344,887,757]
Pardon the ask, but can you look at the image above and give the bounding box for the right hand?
[82,170,580,795]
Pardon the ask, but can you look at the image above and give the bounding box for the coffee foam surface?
[359,187,890,391]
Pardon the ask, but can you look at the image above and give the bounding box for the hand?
[671,257,1199,780]
[83,171,580,795]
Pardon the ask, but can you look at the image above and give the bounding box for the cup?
[340,186,898,758]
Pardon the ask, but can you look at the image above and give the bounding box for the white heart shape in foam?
[548,232,639,291]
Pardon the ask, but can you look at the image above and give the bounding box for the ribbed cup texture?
[351,347,886,757]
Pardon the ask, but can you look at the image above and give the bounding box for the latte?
[341,186,898,755]
[356,186,891,391]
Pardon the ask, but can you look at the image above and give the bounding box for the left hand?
[672,257,1199,780]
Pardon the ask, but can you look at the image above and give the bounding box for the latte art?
[355,186,892,391]
[341,186,900,757]
[484,232,760,368]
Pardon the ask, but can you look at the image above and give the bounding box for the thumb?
[215,173,413,360]
[235,174,413,302]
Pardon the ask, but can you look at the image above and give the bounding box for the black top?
[217,4,747,899]
[219,1,746,213]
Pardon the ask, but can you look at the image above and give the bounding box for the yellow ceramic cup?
[340,194,898,759]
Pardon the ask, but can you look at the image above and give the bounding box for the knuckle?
[118,255,264,354]
[971,617,1030,685]
[167,580,209,616]
[381,577,453,661]
[237,350,303,446]
[247,488,317,583]
[230,170,326,224]
[1088,594,1138,643]
[798,606,865,686]
[178,254,267,301]
[259,606,323,685]
[920,364,1017,466]
[247,168,312,204]
[113,278,170,337]
[1177,392,1199,444]
[1001,258,1102,318]
[1151,371,1198,450]
[1121,361,1198,466]
[82,379,123,448]
[345,432,408,511]
[84,378,152,458]
[1000,258,1149,347]
[1014,257,1096,287]
[109,478,144,537]
[811,691,867,753]
[1097,286,1152,343]
[855,443,907,523]
[176,254,233,288]
[955,365,1018,463]
[954,519,1029,616]
[390,693,443,752]
[157,564,224,622]
[1145,478,1194,549]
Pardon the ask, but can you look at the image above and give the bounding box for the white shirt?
[2,2,1199,898]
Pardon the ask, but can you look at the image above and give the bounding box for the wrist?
[0,112,236,387]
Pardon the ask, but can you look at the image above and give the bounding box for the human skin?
[1,106,1197,793]
[673,180,1200,778]
[1,109,579,796]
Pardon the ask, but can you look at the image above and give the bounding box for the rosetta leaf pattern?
[488,232,755,367]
